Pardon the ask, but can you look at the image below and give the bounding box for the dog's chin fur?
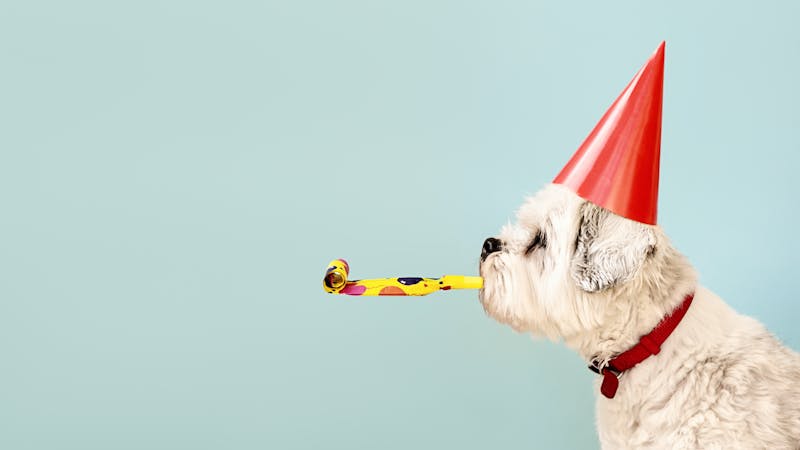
[479,184,800,449]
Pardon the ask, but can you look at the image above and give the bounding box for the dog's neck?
[566,245,698,364]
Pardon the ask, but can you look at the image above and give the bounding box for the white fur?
[479,184,800,449]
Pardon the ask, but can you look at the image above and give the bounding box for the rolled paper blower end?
[323,259,350,293]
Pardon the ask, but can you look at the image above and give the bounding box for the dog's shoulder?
[599,286,800,449]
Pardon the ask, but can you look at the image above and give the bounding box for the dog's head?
[479,184,690,345]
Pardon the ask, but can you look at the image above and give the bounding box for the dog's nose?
[481,237,503,260]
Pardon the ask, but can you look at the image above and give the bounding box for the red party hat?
[553,42,665,225]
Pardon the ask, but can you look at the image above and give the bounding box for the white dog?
[479,183,800,449]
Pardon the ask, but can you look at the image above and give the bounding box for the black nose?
[481,237,503,260]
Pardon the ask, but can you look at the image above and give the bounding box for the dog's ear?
[571,202,656,293]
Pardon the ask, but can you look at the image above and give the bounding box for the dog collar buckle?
[588,359,619,375]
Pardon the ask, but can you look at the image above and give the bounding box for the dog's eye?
[525,231,546,255]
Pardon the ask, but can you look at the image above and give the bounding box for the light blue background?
[2,1,799,449]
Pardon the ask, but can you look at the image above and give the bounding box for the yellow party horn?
[323,259,483,296]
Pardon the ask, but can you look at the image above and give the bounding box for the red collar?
[589,293,695,399]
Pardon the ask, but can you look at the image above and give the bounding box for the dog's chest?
[595,382,675,449]
[593,364,703,449]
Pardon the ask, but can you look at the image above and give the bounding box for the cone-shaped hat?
[553,42,665,225]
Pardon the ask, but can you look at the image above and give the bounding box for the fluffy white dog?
[479,184,800,449]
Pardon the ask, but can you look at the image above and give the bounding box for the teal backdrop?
[2,1,799,449]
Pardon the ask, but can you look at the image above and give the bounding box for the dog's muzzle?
[481,237,503,261]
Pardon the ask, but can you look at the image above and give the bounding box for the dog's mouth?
[478,252,501,297]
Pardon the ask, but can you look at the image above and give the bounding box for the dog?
[479,183,800,449]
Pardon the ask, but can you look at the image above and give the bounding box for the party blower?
[322,259,483,296]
